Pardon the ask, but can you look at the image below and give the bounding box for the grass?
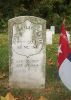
[0,34,71,100]
[0,34,9,72]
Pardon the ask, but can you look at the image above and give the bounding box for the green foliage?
[0,0,71,33]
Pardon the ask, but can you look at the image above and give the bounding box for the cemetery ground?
[0,34,71,100]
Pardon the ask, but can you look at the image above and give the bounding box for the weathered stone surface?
[8,16,46,89]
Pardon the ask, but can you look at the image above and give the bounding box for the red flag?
[57,22,70,69]
[58,22,71,90]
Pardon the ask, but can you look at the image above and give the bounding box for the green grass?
[0,34,71,100]
[0,34,9,72]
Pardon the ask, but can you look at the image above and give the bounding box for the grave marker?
[8,16,46,89]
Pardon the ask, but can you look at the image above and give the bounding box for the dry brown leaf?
[39,96,47,100]
[5,92,15,100]
[0,92,16,100]
[0,73,6,79]
[50,61,54,65]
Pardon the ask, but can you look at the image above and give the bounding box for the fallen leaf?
[50,61,54,65]
[0,73,6,79]
[5,92,15,100]
[39,96,47,100]
[24,93,33,100]
[0,92,16,100]
[1,96,6,100]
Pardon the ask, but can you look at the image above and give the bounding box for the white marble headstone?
[50,26,55,34]
[46,29,53,45]
[8,16,46,89]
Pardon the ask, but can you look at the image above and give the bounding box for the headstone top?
[50,26,55,34]
[8,16,46,25]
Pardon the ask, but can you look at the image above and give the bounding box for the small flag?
[57,21,71,90]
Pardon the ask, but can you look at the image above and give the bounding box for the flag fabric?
[58,22,71,90]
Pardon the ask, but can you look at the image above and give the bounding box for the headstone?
[66,31,70,43]
[46,29,53,44]
[8,16,46,89]
[50,26,55,34]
